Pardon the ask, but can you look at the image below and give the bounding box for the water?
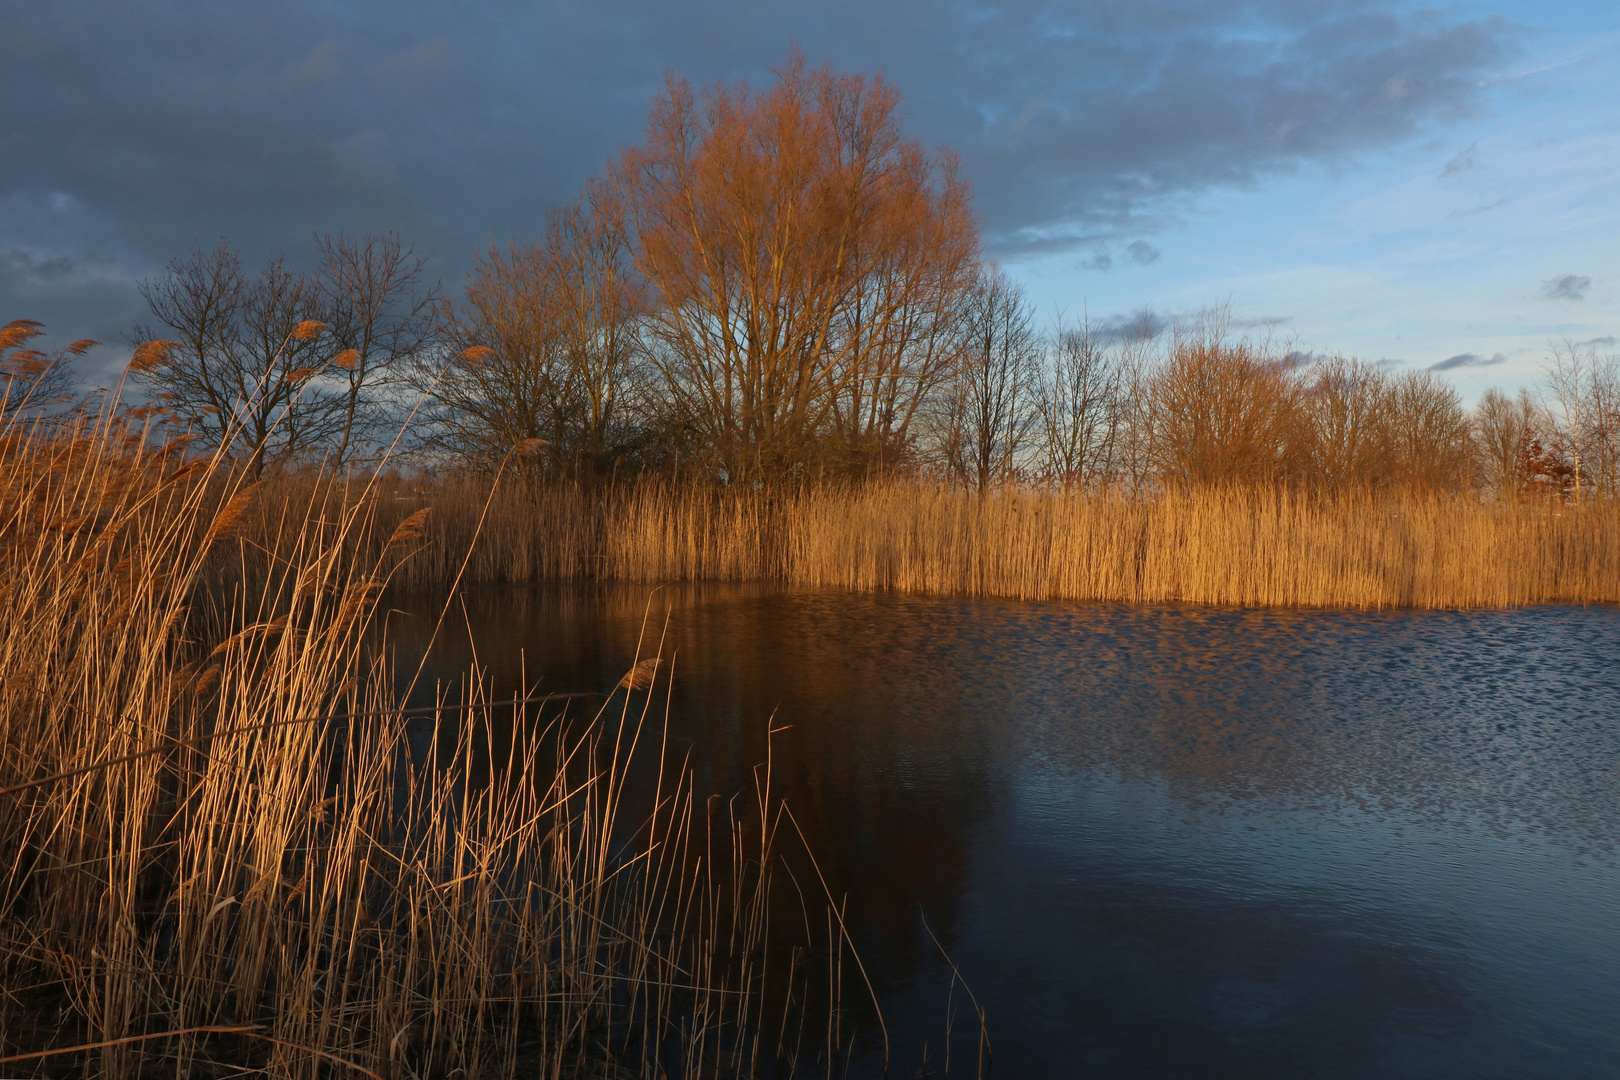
[386,586,1620,1078]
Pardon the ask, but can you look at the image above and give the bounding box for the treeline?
[8,51,1615,500]
[943,316,1620,501]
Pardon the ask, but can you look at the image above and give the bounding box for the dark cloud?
[1073,240,1160,270]
[1543,274,1592,301]
[1126,241,1161,266]
[1429,351,1505,371]
[2,0,1513,356]
[1577,335,1617,349]
[1072,303,1286,341]
[1093,308,1171,342]
[1439,142,1477,177]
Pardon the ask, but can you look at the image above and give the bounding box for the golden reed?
[359,477,1620,608]
[0,410,859,1077]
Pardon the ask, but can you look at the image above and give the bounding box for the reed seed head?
[128,339,179,375]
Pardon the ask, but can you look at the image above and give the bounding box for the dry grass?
[0,410,864,1078]
[345,477,1620,609]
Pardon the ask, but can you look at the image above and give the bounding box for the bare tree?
[134,242,337,476]
[1539,338,1620,501]
[314,231,437,465]
[1583,351,1620,498]
[1,320,95,419]
[1299,357,1395,491]
[1541,339,1595,504]
[1387,370,1472,492]
[542,189,646,470]
[932,268,1041,491]
[1103,319,1164,494]
[609,48,980,482]
[424,194,643,475]
[133,241,246,451]
[426,245,571,471]
[1037,314,1124,490]
[1144,312,1302,488]
[822,178,979,476]
[1473,387,1537,501]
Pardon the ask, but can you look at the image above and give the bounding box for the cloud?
[1126,240,1161,266]
[1542,274,1592,301]
[1439,142,1478,177]
[1452,196,1507,216]
[0,247,80,284]
[1429,352,1506,371]
[1232,313,1291,332]
[1093,308,1171,342]
[1577,335,1616,349]
[0,0,1515,349]
[1079,240,1162,272]
[1075,304,1285,342]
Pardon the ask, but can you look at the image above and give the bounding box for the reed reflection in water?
[385,586,1620,1079]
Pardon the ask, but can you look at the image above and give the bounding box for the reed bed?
[341,477,1620,609]
[0,411,864,1078]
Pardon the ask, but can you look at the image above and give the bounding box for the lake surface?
[385,586,1620,1078]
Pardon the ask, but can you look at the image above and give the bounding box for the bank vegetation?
[0,396,882,1077]
[7,46,1620,610]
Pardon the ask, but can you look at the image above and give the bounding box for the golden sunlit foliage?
[608,48,980,480]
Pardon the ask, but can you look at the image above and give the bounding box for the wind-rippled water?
[389,586,1620,1078]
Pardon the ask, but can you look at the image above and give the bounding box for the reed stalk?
[0,407,855,1078]
[319,476,1620,609]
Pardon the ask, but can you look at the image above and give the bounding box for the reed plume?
[0,401,854,1077]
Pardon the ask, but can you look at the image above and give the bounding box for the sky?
[3,0,1615,397]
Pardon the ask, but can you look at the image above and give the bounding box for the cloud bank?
[1,0,1514,359]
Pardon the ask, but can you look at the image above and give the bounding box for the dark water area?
[384,586,1620,1079]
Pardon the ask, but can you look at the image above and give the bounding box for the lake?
[385,585,1620,1078]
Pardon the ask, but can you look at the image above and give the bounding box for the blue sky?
[1013,3,1618,396]
[2,0,1614,397]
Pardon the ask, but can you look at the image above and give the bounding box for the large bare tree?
[1387,370,1471,492]
[133,242,338,476]
[609,49,980,481]
[1473,387,1538,501]
[1540,339,1620,501]
[1298,357,1395,492]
